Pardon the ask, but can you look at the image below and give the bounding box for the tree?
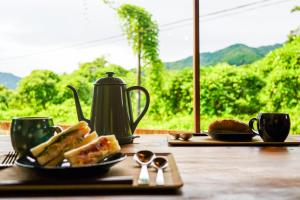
[200,64,264,116]
[288,6,300,42]
[291,6,300,12]
[75,56,107,83]
[17,70,60,109]
[257,36,300,111]
[0,85,12,110]
[57,56,130,105]
[117,4,161,114]
[162,69,193,115]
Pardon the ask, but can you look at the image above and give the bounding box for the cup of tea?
[10,117,62,156]
[249,113,290,142]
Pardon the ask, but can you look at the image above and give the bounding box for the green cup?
[10,117,62,156]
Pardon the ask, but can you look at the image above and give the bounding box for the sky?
[0,0,299,77]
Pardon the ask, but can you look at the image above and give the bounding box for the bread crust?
[208,119,250,133]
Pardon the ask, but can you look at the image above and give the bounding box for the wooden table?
[1,134,300,199]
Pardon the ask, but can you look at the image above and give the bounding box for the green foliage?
[74,56,108,82]
[117,4,164,115]
[57,56,130,105]
[17,70,60,109]
[262,69,300,111]
[162,69,193,115]
[0,85,13,110]
[139,113,193,131]
[56,74,92,104]
[37,99,91,124]
[145,60,164,115]
[117,4,160,65]
[200,64,264,115]
[252,37,300,75]
[288,6,300,42]
[291,6,300,12]
[255,37,300,111]
[208,44,263,66]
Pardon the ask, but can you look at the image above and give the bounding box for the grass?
[139,113,300,134]
[1,107,299,134]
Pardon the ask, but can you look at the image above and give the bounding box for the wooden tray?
[0,153,183,191]
[168,135,300,146]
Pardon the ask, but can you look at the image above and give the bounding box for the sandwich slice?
[30,121,96,166]
[64,135,121,167]
[43,131,98,167]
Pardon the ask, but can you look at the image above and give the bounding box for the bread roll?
[208,119,251,133]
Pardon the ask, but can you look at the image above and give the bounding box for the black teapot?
[68,72,150,144]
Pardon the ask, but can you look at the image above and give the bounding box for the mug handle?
[249,118,259,136]
[50,126,63,135]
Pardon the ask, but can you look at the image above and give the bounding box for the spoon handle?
[138,164,150,185]
[156,168,164,185]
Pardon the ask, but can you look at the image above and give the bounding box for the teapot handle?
[127,86,150,132]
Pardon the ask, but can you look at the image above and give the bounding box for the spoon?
[179,133,193,141]
[152,157,168,185]
[169,133,180,140]
[134,150,155,185]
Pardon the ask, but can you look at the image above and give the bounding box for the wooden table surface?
[1,134,300,200]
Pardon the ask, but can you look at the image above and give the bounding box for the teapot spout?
[67,85,90,125]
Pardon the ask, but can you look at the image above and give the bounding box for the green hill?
[0,72,21,89]
[165,43,282,70]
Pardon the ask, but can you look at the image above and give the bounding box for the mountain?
[165,43,282,70]
[0,72,21,89]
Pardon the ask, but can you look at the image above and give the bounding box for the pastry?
[208,119,251,134]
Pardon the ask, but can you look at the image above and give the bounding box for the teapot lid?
[94,72,125,85]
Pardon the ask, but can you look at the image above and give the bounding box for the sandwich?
[41,131,98,167]
[64,135,121,167]
[30,121,97,167]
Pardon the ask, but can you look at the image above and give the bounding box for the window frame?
[193,0,200,132]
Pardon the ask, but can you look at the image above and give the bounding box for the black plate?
[16,153,127,177]
[118,135,140,145]
[208,131,257,141]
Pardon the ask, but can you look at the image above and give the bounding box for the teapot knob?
[106,72,115,77]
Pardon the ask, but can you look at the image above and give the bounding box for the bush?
[17,70,60,109]
[162,69,193,115]
[200,64,264,115]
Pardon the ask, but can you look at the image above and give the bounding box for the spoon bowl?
[153,157,168,169]
[179,133,193,141]
[134,150,155,165]
[169,133,180,140]
[134,150,155,185]
[152,157,168,185]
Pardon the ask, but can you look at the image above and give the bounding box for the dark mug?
[10,117,62,156]
[249,113,290,142]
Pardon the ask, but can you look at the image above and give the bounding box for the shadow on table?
[0,188,182,197]
[259,147,289,154]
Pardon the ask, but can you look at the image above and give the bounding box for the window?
[199,0,300,133]
[0,0,299,133]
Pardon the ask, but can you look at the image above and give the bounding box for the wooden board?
[168,135,300,146]
[0,153,183,191]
